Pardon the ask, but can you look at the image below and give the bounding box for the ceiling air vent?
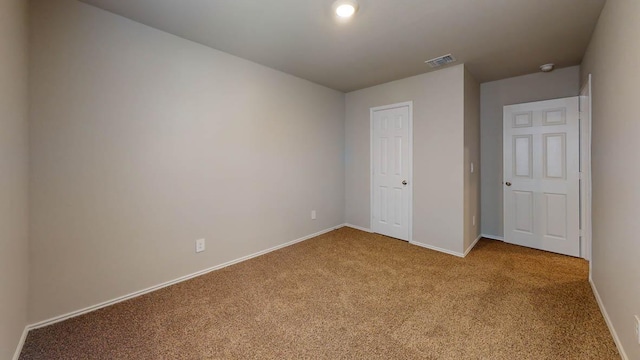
[425,54,456,68]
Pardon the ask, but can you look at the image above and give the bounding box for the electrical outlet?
[195,238,205,253]
[635,315,640,344]
[470,162,474,173]
[472,215,476,226]
[311,210,317,220]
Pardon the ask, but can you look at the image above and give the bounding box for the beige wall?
[463,68,481,252]
[345,65,466,254]
[581,1,640,358]
[28,0,345,323]
[0,0,30,357]
[480,66,580,238]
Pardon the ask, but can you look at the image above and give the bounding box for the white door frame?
[579,74,593,262]
[370,101,413,242]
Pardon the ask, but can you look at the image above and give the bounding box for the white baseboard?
[480,233,504,241]
[463,234,482,257]
[12,326,29,360]
[26,224,343,332]
[345,225,479,259]
[409,234,482,259]
[409,241,465,258]
[342,223,373,233]
[589,279,628,360]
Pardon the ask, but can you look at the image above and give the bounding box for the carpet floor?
[20,227,619,359]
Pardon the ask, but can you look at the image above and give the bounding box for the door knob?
[505,182,512,186]
[402,180,408,185]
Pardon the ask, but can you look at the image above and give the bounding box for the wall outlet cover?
[195,238,205,253]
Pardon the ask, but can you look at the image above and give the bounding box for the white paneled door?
[371,102,412,241]
[503,97,580,256]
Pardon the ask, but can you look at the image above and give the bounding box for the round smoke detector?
[540,63,555,72]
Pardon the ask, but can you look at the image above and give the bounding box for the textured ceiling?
[79,0,605,92]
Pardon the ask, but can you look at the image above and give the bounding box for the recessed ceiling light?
[540,63,555,72]
[333,0,358,18]
[336,4,355,17]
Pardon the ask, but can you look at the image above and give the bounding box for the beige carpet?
[20,227,619,359]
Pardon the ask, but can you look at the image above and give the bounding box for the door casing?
[580,74,593,263]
